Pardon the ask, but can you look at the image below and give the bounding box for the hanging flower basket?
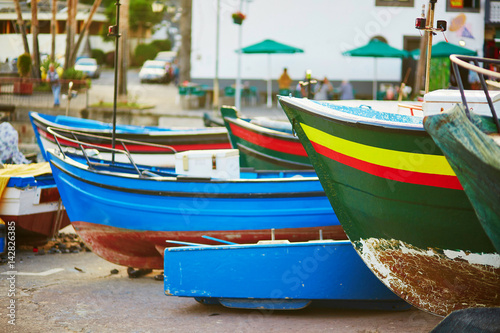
[232,12,246,25]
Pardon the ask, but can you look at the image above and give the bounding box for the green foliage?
[151,39,172,52]
[34,82,51,92]
[40,57,61,73]
[133,43,157,66]
[429,58,450,92]
[101,0,163,40]
[17,53,32,77]
[91,49,106,65]
[129,0,163,31]
[62,67,85,80]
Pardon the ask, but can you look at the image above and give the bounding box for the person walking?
[314,77,333,100]
[338,80,354,100]
[278,68,292,91]
[46,63,61,107]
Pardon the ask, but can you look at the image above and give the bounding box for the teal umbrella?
[343,39,409,99]
[238,39,304,107]
[410,41,477,58]
[241,39,304,54]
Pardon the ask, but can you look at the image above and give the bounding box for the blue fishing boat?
[163,237,410,311]
[45,128,344,269]
[29,112,230,167]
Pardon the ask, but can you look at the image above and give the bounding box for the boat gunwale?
[165,239,351,252]
[224,116,298,141]
[48,150,319,183]
[279,97,425,132]
[30,112,228,136]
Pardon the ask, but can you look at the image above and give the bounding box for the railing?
[0,77,90,111]
[47,126,177,178]
[450,54,500,133]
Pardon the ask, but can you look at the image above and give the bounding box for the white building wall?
[191,0,485,82]
[0,34,115,63]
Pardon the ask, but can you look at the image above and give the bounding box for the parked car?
[74,58,100,79]
[139,60,170,83]
[154,51,176,63]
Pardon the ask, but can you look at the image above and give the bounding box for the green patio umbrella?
[238,39,304,107]
[343,39,409,99]
[410,41,477,58]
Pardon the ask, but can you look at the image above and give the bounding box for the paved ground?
[0,244,442,333]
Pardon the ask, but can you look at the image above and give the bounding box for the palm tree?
[179,0,191,83]
[69,0,103,66]
[13,0,30,55]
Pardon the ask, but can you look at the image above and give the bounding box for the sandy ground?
[0,244,442,333]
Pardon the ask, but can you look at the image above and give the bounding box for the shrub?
[91,49,106,65]
[134,43,157,66]
[105,51,115,67]
[151,39,172,52]
[62,67,85,80]
[17,53,32,77]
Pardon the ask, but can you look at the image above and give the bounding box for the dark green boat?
[424,55,500,254]
[279,96,500,316]
[219,106,312,170]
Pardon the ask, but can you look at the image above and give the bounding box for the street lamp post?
[108,0,121,163]
[213,0,221,111]
[235,0,244,111]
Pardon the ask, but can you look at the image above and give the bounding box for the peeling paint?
[357,238,500,317]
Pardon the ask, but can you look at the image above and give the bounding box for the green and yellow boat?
[279,96,500,316]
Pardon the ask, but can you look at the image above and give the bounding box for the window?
[376,0,414,7]
[447,0,480,13]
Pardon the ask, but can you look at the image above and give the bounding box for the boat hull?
[280,97,500,316]
[424,104,500,253]
[221,107,312,170]
[47,150,344,269]
[1,180,70,246]
[164,240,410,311]
[30,112,231,166]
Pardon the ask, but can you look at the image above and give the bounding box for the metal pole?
[235,0,243,111]
[213,0,220,112]
[112,0,121,163]
[267,54,272,108]
[425,0,436,94]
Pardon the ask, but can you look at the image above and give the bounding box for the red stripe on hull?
[312,141,463,190]
[230,123,308,157]
[37,128,231,152]
[1,212,71,246]
[72,221,347,269]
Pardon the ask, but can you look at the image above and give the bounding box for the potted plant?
[232,11,246,25]
[14,53,33,95]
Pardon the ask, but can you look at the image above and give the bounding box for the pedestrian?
[278,68,292,91]
[46,63,60,107]
[338,80,354,100]
[314,77,333,100]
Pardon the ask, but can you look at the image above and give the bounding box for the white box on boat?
[423,89,500,116]
[175,149,240,179]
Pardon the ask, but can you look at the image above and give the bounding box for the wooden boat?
[220,106,312,170]
[279,95,500,316]
[0,163,70,246]
[424,55,500,253]
[163,237,411,311]
[29,112,230,167]
[45,128,345,269]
